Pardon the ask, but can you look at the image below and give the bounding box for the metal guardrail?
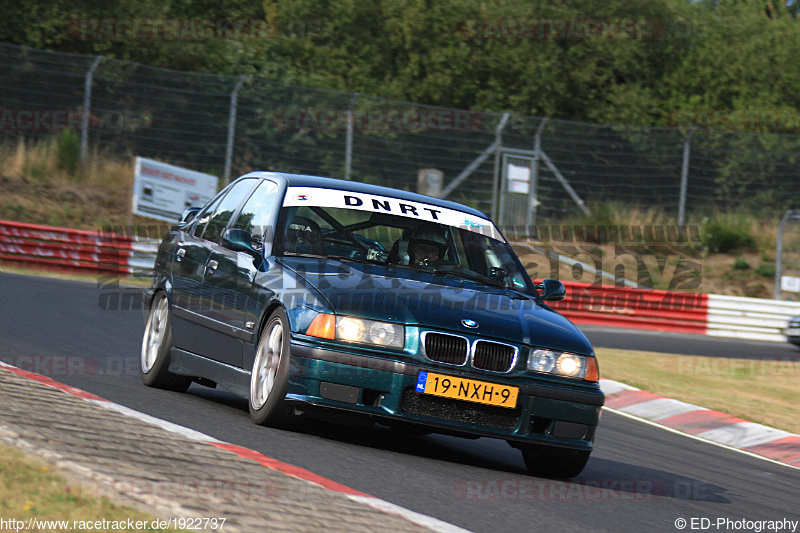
[706,294,800,342]
[0,220,158,276]
[550,282,709,335]
[551,283,799,342]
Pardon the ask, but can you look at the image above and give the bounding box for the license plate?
[415,371,518,408]
[786,328,800,336]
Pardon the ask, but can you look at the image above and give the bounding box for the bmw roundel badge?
[461,319,478,329]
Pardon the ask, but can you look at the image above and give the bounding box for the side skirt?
[169,347,251,399]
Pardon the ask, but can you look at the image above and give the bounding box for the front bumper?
[287,338,604,450]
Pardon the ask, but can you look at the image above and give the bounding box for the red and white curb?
[600,378,800,469]
[0,361,468,533]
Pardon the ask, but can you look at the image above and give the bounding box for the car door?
[183,178,259,366]
[202,179,282,368]
[170,190,227,356]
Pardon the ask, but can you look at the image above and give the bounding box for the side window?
[232,180,280,245]
[201,178,258,244]
[192,194,225,238]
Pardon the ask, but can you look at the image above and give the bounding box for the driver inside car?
[409,232,448,267]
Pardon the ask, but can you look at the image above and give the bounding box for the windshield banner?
[283,186,503,240]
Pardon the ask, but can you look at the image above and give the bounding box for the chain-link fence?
[775,210,800,299]
[2,41,800,222]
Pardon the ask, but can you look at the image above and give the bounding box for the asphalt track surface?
[1,272,798,532]
[580,325,800,360]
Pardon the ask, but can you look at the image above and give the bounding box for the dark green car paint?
[144,172,604,461]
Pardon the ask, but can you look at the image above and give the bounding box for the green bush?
[24,163,48,181]
[732,258,750,270]
[701,215,756,253]
[577,201,621,228]
[56,130,80,175]
[755,263,776,277]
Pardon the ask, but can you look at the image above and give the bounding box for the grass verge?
[596,347,800,434]
[0,444,182,532]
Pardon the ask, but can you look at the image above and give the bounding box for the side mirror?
[222,228,263,261]
[179,206,201,224]
[536,279,566,301]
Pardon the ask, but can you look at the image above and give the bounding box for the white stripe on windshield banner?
[283,186,503,241]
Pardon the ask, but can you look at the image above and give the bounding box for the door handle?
[176,248,186,262]
[207,259,219,274]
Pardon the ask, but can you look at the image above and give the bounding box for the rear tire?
[140,292,192,392]
[519,444,590,479]
[249,308,294,428]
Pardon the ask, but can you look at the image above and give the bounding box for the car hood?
[280,257,593,355]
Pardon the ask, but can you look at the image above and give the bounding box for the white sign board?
[507,163,531,194]
[132,157,218,222]
[781,275,800,293]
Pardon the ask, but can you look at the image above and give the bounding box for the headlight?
[368,321,401,346]
[527,349,598,381]
[527,349,557,373]
[557,354,582,376]
[337,317,365,341]
[337,316,404,348]
[307,313,404,349]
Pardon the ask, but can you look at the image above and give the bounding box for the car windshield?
[275,188,534,294]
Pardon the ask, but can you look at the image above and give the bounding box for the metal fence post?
[223,76,247,184]
[344,94,357,180]
[678,128,695,226]
[80,56,103,163]
[775,210,790,300]
[490,113,511,220]
[528,118,548,227]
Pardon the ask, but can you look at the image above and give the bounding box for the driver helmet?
[409,230,448,266]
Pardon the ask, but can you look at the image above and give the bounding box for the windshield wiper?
[281,252,327,259]
[431,268,507,289]
[283,252,386,265]
[328,255,381,265]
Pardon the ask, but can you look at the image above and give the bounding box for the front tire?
[519,444,590,479]
[249,308,294,428]
[140,292,191,392]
